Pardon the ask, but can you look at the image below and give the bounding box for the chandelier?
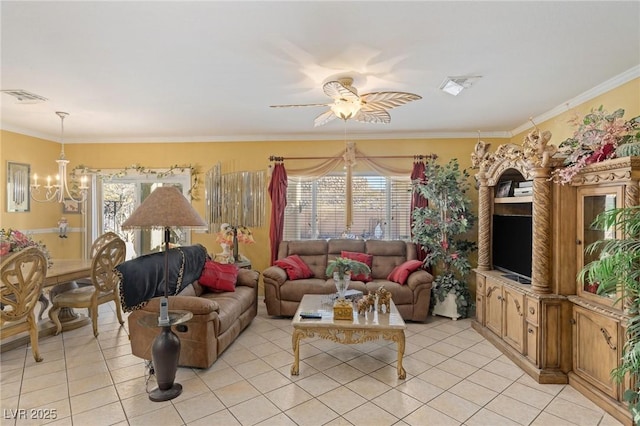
[30,112,88,203]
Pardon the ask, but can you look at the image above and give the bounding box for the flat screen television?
[492,214,533,283]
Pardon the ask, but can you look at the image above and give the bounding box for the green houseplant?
[326,257,371,299]
[411,158,476,318]
[578,206,640,423]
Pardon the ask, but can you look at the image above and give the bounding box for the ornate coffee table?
[291,294,407,379]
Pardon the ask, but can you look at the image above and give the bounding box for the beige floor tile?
[467,341,503,359]
[370,364,413,385]
[105,353,142,371]
[173,392,226,423]
[18,383,68,410]
[408,348,448,366]
[452,348,494,368]
[15,398,71,425]
[44,416,73,426]
[599,412,625,426]
[325,346,363,362]
[448,379,499,406]
[368,346,399,364]
[417,367,462,390]
[530,411,580,426]
[324,362,366,384]
[120,392,172,419]
[437,358,479,378]
[502,381,555,409]
[516,374,566,396]
[285,398,339,426]
[485,394,543,425]
[407,333,438,348]
[255,412,298,426]
[343,401,400,426]
[20,370,67,394]
[296,372,341,397]
[318,386,367,415]
[215,379,260,407]
[113,376,147,400]
[482,359,525,381]
[427,341,464,358]
[64,349,105,367]
[66,360,108,382]
[262,350,295,369]
[128,404,184,426]
[70,384,119,415]
[68,371,113,397]
[220,346,258,365]
[347,354,386,374]
[248,369,293,394]
[465,407,521,426]
[371,388,422,419]
[395,356,430,376]
[110,363,146,384]
[427,391,481,422]
[403,405,461,426]
[229,395,281,425]
[441,334,478,350]
[101,344,134,360]
[187,408,241,426]
[396,377,444,403]
[544,398,604,426]
[557,385,606,411]
[248,341,283,358]
[71,401,125,426]
[466,369,514,393]
[345,375,392,400]
[260,328,291,342]
[419,327,456,341]
[303,352,343,371]
[265,383,314,411]
[233,358,274,379]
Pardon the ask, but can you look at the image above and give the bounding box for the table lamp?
[122,186,206,401]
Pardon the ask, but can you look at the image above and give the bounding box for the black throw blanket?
[116,244,207,312]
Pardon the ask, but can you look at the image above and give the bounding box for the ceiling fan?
[270,77,422,127]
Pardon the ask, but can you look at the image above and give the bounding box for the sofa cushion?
[199,261,238,292]
[341,251,373,282]
[275,255,314,280]
[387,260,423,285]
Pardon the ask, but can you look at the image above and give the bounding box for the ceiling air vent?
[439,76,482,96]
[1,89,48,103]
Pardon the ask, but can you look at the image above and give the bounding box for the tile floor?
[0,299,624,426]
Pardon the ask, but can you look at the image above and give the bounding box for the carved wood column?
[477,173,491,271]
[625,179,639,208]
[531,167,552,294]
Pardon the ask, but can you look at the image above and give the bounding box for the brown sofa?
[263,239,433,322]
[128,268,259,369]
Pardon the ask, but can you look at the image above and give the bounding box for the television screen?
[492,214,533,282]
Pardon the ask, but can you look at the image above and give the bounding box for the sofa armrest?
[406,270,434,291]
[141,295,219,315]
[237,268,259,288]
[262,266,288,285]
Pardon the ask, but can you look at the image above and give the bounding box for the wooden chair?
[49,237,126,337]
[1,247,48,362]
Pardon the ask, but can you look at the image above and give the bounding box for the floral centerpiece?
[215,223,254,262]
[326,257,370,299]
[0,228,53,268]
[553,106,640,184]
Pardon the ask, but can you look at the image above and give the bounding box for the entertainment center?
[471,132,639,425]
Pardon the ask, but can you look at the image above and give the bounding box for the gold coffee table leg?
[291,329,303,375]
[397,331,406,379]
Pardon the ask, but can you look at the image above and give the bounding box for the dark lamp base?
[149,383,183,402]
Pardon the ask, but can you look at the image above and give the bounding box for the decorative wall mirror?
[6,162,30,212]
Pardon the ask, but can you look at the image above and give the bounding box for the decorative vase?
[220,243,231,257]
[333,272,351,300]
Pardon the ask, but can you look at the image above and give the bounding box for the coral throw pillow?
[274,255,314,280]
[199,261,238,292]
[340,251,373,282]
[387,260,423,285]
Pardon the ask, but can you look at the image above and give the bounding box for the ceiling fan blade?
[314,109,338,127]
[323,80,360,102]
[270,103,329,108]
[354,109,391,124]
[360,92,421,110]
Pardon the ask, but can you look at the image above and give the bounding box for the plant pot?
[432,292,461,320]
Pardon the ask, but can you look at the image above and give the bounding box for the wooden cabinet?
[485,279,503,336]
[483,277,526,352]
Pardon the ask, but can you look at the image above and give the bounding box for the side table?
[137,310,193,401]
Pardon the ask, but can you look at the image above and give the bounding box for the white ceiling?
[1,1,639,144]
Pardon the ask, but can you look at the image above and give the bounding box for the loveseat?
[123,246,259,369]
[263,239,433,322]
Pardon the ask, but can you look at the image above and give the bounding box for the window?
[283,173,412,241]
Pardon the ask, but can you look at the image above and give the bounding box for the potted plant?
[411,158,477,318]
[578,206,640,423]
[326,257,371,299]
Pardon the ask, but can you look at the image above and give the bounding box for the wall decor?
[6,162,30,212]
[62,198,81,214]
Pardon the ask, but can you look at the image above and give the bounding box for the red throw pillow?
[340,251,373,282]
[274,255,314,280]
[387,260,423,285]
[198,261,238,292]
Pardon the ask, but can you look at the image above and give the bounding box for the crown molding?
[510,65,640,137]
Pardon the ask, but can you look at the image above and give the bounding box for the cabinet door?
[572,305,619,399]
[476,275,486,325]
[503,287,525,352]
[485,280,503,336]
[526,324,538,364]
[576,186,623,308]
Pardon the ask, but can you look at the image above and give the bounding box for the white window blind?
[283,173,412,241]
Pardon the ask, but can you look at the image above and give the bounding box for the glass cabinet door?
[576,186,623,307]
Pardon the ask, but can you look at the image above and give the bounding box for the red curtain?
[268,163,288,265]
[410,161,428,261]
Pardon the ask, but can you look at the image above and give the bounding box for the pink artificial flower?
[451,253,459,259]
[585,143,615,164]
[0,242,10,256]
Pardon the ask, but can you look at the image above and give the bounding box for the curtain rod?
[268,154,436,162]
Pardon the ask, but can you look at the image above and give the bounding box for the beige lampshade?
[121,186,207,229]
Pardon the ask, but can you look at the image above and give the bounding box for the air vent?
[439,76,482,96]
[1,89,48,103]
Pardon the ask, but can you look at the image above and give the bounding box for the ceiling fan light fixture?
[439,76,481,96]
[331,100,362,120]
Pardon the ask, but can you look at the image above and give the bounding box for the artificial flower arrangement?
[0,228,53,268]
[215,224,255,245]
[553,106,640,184]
